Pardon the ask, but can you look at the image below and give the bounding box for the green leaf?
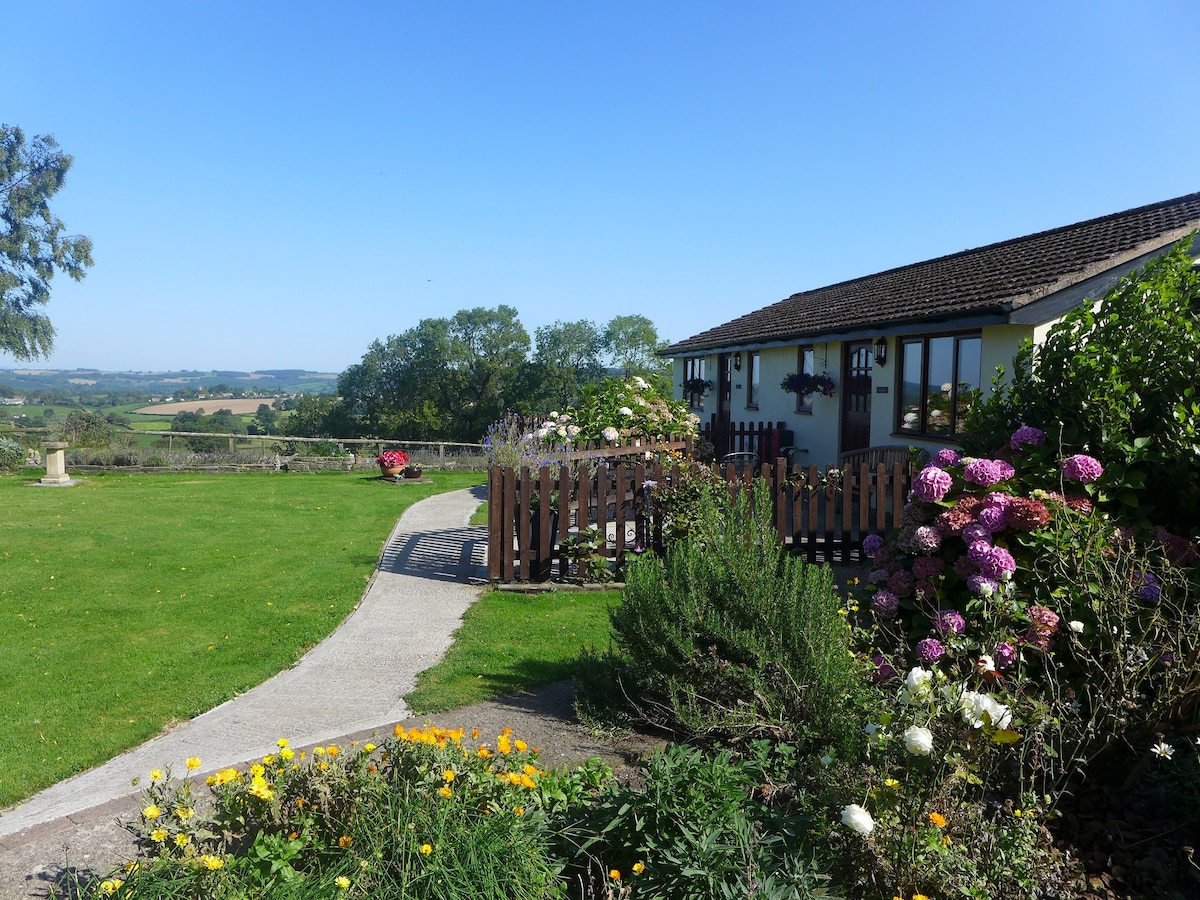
[991,729,1023,744]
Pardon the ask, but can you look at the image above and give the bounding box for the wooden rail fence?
[487,457,913,583]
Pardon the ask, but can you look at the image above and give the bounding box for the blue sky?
[4,0,1198,373]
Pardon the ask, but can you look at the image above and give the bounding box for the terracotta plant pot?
[403,466,423,479]
[380,465,404,477]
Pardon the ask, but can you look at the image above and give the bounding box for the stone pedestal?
[40,441,71,485]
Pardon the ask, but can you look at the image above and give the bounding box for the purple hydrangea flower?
[934,609,966,635]
[862,534,884,557]
[967,574,999,597]
[981,546,1017,581]
[916,637,946,664]
[1009,425,1046,450]
[977,505,1009,533]
[871,653,897,682]
[1138,583,1162,603]
[867,568,890,585]
[963,458,1015,487]
[1062,454,1104,483]
[985,492,1014,509]
[962,523,992,545]
[872,589,900,618]
[933,448,961,467]
[913,525,942,553]
[887,569,915,598]
[913,466,954,503]
[914,580,937,600]
[994,641,1017,669]
[967,539,994,563]
[953,555,979,578]
[912,556,945,579]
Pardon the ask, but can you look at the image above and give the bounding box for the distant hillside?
[0,369,339,396]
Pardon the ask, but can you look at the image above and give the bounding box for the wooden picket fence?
[486,456,914,583]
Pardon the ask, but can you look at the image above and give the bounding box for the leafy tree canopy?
[0,125,93,360]
[603,314,668,378]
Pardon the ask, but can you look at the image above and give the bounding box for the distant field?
[134,399,273,415]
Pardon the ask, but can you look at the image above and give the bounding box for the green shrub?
[561,741,834,900]
[612,479,868,751]
[0,436,25,472]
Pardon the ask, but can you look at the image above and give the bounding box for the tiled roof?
[663,191,1200,355]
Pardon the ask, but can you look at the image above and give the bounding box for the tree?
[1,125,93,359]
[531,319,606,408]
[59,409,113,447]
[603,314,668,378]
[254,403,278,433]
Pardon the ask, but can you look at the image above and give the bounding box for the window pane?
[954,337,982,434]
[924,336,954,435]
[900,340,923,432]
[797,346,815,412]
[748,352,760,408]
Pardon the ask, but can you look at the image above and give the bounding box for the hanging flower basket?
[781,371,836,397]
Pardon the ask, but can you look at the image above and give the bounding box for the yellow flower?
[520,774,536,790]
[364,743,376,752]
[514,739,528,752]
[262,754,276,765]
[914,895,931,900]
[200,854,224,870]
[442,769,456,782]
[610,869,621,880]
[439,785,453,798]
[513,806,525,816]
[883,778,900,789]
[99,879,124,895]
[336,876,351,890]
[317,761,330,771]
[175,833,191,847]
[149,769,164,782]
[633,862,646,875]
[477,746,493,758]
[313,746,326,756]
[471,728,480,740]
[175,807,195,821]
[277,738,290,748]
[280,748,295,761]
[250,763,266,777]
[327,745,340,756]
[186,757,202,771]
[420,843,433,855]
[142,805,162,820]
[929,811,947,828]
[150,828,168,843]
[522,764,538,776]
[338,835,353,849]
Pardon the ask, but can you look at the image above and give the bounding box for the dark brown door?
[715,353,733,456]
[840,341,873,454]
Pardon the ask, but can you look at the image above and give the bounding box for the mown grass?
[405,589,619,713]
[0,469,484,809]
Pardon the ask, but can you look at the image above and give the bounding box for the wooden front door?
[840,341,873,454]
[714,352,733,456]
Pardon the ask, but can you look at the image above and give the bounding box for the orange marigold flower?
[929,811,947,828]
[610,869,621,880]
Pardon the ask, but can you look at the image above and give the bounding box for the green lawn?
[0,469,484,808]
[405,588,619,713]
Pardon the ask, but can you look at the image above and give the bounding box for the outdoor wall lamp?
[873,337,888,367]
[733,351,742,371]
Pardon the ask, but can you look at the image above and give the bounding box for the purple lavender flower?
[977,504,1009,533]
[913,525,942,553]
[1009,425,1046,450]
[933,448,961,467]
[916,637,946,664]
[934,609,966,635]
[1062,454,1104,483]
[967,574,999,597]
[980,546,1017,581]
[993,641,1017,669]
[963,458,1014,487]
[862,534,884,557]
[913,466,954,503]
[872,589,900,618]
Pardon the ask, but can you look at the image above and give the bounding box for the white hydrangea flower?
[601,427,619,442]
[1068,620,1084,633]
[618,406,633,416]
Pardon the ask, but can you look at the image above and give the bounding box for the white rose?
[975,655,996,673]
[900,667,933,704]
[961,692,1012,729]
[841,804,874,835]
[1068,620,1084,634]
[903,725,934,755]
